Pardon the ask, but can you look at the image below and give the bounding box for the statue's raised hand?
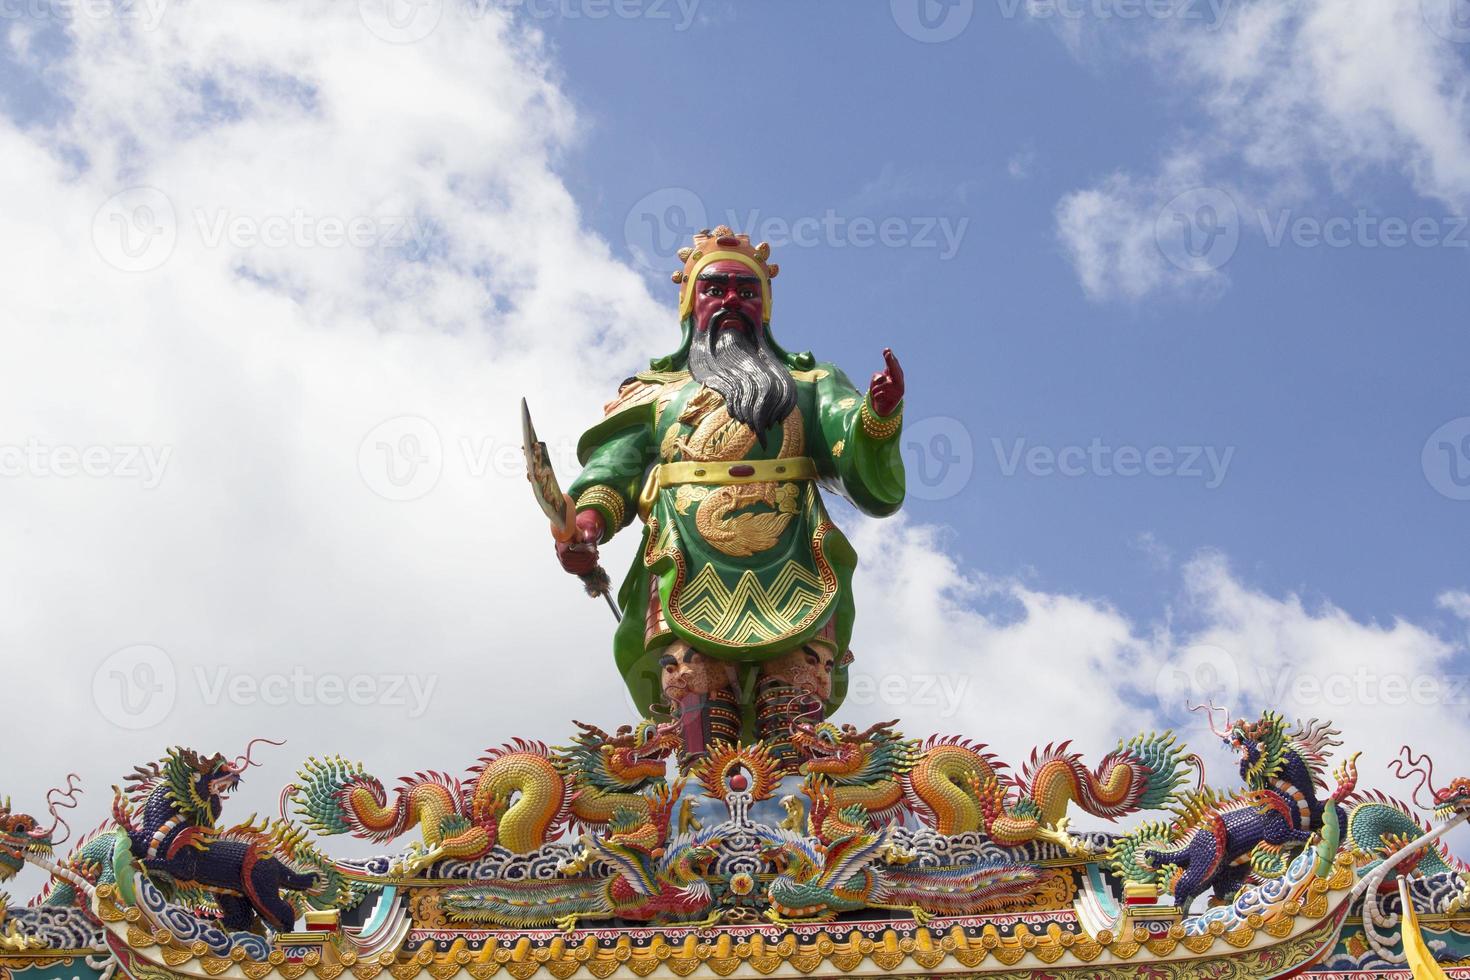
[869,348,904,417]
[556,508,604,576]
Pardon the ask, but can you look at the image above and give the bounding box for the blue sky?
[536,0,1470,631]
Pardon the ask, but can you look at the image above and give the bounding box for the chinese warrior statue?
[558,226,906,769]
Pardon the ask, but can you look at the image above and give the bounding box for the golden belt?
[638,457,818,520]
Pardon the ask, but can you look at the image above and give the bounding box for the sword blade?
[521,397,570,535]
[521,397,620,622]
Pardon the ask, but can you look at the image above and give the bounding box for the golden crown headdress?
[672,225,779,323]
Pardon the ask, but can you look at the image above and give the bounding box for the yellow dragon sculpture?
[290,721,679,868]
[789,721,1194,855]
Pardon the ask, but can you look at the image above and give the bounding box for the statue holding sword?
[525,226,906,770]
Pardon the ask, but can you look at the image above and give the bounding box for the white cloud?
[1049,0,1470,300]
[1053,154,1232,302]
[1439,589,1470,621]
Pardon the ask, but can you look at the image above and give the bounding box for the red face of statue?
[692,259,764,335]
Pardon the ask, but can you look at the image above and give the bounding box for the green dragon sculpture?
[439,782,723,932]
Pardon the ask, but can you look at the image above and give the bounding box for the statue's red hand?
[556,508,604,576]
[868,348,905,417]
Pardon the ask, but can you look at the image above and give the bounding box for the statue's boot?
[672,689,740,770]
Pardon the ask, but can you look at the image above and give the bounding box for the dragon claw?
[1039,818,1093,858]
[391,842,446,876]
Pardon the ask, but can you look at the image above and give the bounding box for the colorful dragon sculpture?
[788,719,1193,854]
[1348,748,1470,881]
[759,801,1052,925]
[440,782,723,931]
[0,797,56,889]
[4,756,371,946]
[111,743,322,931]
[0,795,64,952]
[290,720,679,868]
[1111,707,1359,912]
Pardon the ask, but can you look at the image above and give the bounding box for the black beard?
[687,313,797,444]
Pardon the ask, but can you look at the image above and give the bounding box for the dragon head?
[1191,703,1294,790]
[1390,747,1470,821]
[0,776,83,881]
[174,749,241,824]
[790,720,915,784]
[0,800,51,883]
[561,720,679,791]
[133,739,281,828]
[1434,777,1470,819]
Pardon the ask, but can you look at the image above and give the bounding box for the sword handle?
[550,493,579,543]
[576,565,621,621]
[577,564,610,599]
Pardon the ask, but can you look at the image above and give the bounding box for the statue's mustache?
[708,308,753,333]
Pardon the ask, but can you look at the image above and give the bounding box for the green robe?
[569,362,904,719]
